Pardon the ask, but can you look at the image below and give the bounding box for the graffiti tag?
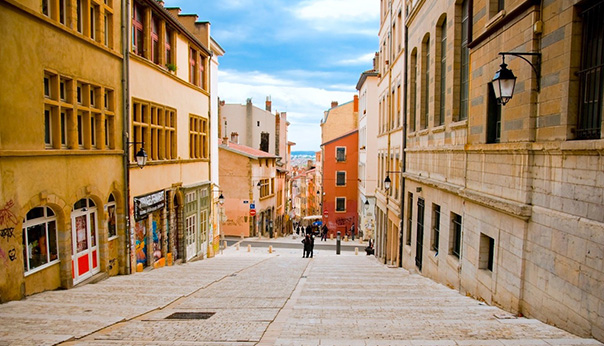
[8,248,16,261]
[335,217,354,226]
[0,200,18,227]
[0,227,15,241]
[108,258,117,270]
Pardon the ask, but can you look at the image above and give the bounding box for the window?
[107,194,117,238]
[260,132,269,152]
[459,0,470,121]
[42,0,50,16]
[577,1,604,140]
[132,1,145,57]
[336,171,346,186]
[410,49,418,132]
[336,147,346,162]
[132,99,177,162]
[406,192,413,245]
[487,82,502,143]
[450,212,462,258]
[479,233,495,271]
[59,0,65,24]
[151,16,159,64]
[76,0,83,33]
[189,47,198,85]
[44,108,52,146]
[165,27,173,67]
[422,36,430,129]
[189,115,208,159]
[259,178,271,198]
[439,19,447,126]
[90,5,97,40]
[336,197,346,212]
[416,198,425,269]
[23,207,59,274]
[431,204,440,252]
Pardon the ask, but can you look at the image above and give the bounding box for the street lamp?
[128,142,148,169]
[218,193,225,205]
[257,181,262,190]
[493,52,541,106]
[364,199,370,211]
[384,176,392,190]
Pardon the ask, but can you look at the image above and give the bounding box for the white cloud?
[293,0,379,34]
[217,69,356,150]
[335,52,376,66]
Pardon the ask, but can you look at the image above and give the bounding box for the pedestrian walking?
[296,225,300,235]
[310,234,315,257]
[321,224,328,241]
[302,234,311,258]
[350,222,355,241]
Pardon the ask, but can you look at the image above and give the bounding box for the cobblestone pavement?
[0,241,602,346]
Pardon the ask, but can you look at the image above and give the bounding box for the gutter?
[121,0,132,274]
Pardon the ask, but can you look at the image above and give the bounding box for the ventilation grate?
[165,312,215,320]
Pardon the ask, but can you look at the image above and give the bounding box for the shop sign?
[134,190,165,221]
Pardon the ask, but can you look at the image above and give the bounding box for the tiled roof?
[220,141,276,159]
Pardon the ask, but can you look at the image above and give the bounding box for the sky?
[163,0,380,151]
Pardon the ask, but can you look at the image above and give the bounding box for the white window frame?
[23,207,60,275]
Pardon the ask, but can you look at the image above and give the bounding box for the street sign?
[250,209,257,216]
[323,210,328,217]
[250,203,255,209]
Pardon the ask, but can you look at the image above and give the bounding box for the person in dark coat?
[309,234,315,258]
[321,224,328,241]
[302,234,311,258]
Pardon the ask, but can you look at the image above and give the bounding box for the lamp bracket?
[498,52,541,91]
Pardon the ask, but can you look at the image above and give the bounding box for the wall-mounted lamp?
[256,181,262,190]
[384,176,392,190]
[364,199,370,211]
[493,52,541,106]
[128,141,148,169]
[218,193,225,205]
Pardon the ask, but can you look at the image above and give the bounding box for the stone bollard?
[167,253,173,266]
[136,263,143,272]
[236,243,240,251]
[268,245,273,253]
[355,247,359,255]
[223,240,227,250]
[247,244,251,252]
[241,233,244,239]
[259,233,262,239]
[330,234,333,240]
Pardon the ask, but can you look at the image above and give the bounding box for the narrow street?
[0,238,601,346]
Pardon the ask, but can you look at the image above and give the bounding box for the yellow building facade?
[0,0,126,300]
[127,0,217,267]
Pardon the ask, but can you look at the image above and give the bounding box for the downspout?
[385,0,393,265]
[121,0,131,274]
[399,23,408,268]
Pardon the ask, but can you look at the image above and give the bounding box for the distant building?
[357,69,379,241]
[219,140,278,238]
[321,130,359,238]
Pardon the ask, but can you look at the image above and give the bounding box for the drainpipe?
[385,0,393,265]
[399,24,408,268]
[121,0,131,274]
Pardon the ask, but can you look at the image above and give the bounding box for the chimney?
[331,101,338,108]
[230,132,239,144]
[158,0,164,7]
[265,96,272,112]
[354,95,359,113]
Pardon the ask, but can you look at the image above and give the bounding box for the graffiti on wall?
[0,200,19,265]
[335,217,354,226]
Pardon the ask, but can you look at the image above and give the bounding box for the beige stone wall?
[399,0,604,341]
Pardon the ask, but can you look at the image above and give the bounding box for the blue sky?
[163,0,379,151]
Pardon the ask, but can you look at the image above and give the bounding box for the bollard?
[236,243,240,251]
[223,240,228,250]
[336,231,341,255]
[268,245,273,254]
[136,263,143,272]
[241,233,244,239]
[330,234,333,240]
[355,247,359,255]
[247,244,251,252]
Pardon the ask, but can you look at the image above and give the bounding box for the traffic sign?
[250,209,257,216]
[250,203,255,209]
[323,210,328,217]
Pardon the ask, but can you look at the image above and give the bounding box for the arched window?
[22,207,59,274]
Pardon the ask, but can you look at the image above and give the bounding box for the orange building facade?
[321,130,359,238]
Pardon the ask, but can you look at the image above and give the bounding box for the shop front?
[133,190,165,268]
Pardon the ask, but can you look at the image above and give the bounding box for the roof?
[219,141,277,160]
[356,69,379,90]
[321,129,359,147]
[322,99,354,124]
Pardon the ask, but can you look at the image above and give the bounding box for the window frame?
[336,171,346,186]
[336,147,346,162]
[22,206,60,275]
[450,212,462,258]
[335,197,346,212]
